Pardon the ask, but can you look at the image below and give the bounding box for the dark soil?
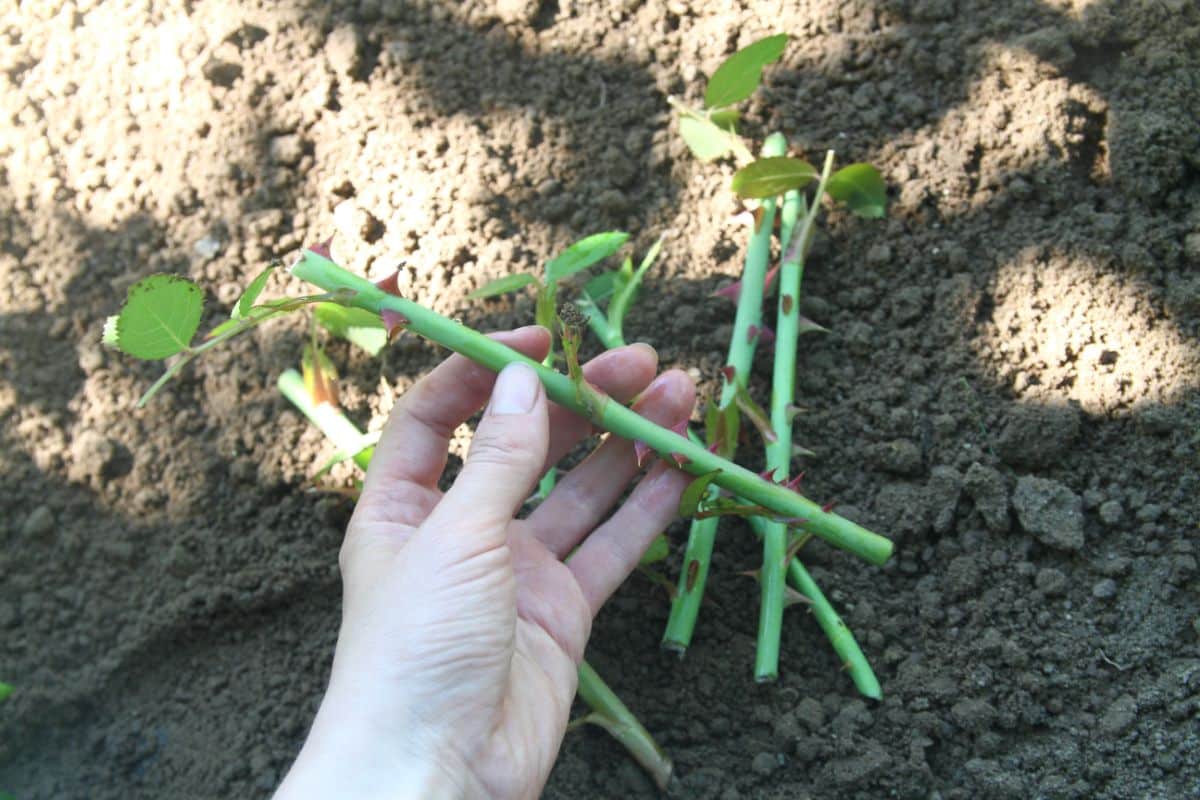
[2,1,1199,798]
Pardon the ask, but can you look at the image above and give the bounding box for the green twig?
[277,370,374,470]
[575,661,673,790]
[290,250,892,565]
[662,133,789,654]
[756,151,836,682]
[747,515,880,699]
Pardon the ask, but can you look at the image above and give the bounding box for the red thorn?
[670,451,689,467]
[307,236,333,259]
[821,501,837,513]
[721,365,736,384]
[381,309,409,340]
[634,440,652,468]
[763,264,781,295]
[712,280,742,303]
[759,467,777,482]
[374,271,402,297]
[707,440,721,454]
[784,471,805,491]
[670,419,689,437]
[748,324,775,345]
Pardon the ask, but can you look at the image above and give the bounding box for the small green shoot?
[704,33,789,109]
[313,303,388,356]
[103,275,203,360]
[577,236,663,349]
[825,163,888,219]
[0,682,12,702]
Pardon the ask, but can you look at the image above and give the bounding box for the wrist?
[275,691,473,800]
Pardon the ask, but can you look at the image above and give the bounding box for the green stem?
[747,515,880,699]
[290,251,892,565]
[277,370,374,470]
[661,510,718,653]
[576,661,673,790]
[275,381,675,783]
[718,133,787,410]
[756,151,835,682]
[663,134,790,654]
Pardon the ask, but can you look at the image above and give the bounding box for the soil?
[2,0,1198,798]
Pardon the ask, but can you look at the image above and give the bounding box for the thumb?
[423,362,549,552]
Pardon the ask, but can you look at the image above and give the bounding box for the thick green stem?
[576,661,673,790]
[290,252,892,565]
[756,151,836,682]
[277,369,374,470]
[275,381,674,784]
[718,133,788,410]
[661,511,718,653]
[747,515,880,699]
[663,134,794,654]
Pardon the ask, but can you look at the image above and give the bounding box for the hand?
[276,326,695,799]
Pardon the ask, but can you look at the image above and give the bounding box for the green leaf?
[704,33,789,109]
[709,108,740,131]
[680,470,722,517]
[314,303,388,356]
[0,681,12,702]
[639,533,670,565]
[826,163,887,218]
[679,116,735,162]
[467,273,538,300]
[582,271,620,305]
[545,232,630,284]
[110,274,204,360]
[731,156,818,199]
[232,264,276,319]
[704,400,740,460]
[735,384,777,444]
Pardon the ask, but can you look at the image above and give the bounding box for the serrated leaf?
[639,533,670,565]
[466,272,538,300]
[545,232,629,284]
[826,163,887,219]
[314,303,387,356]
[232,264,276,319]
[679,116,735,162]
[111,274,204,360]
[704,33,789,109]
[680,469,722,517]
[731,156,818,199]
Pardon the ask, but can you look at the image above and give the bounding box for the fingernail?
[490,363,539,415]
[631,342,658,362]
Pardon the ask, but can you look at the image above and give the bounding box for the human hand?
[276,326,695,799]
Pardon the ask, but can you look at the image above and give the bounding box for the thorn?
[783,587,812,608]
[381,309,409,340]
[721,365,736,384]
[747,324,775,345]
[781,293,794,314]
[634,440,652,468]
[785,531,812,563]
[784,471,805,492]
[307,236,333,259]
[821,501,837,513]
[736,568,760,581]
[792,443,817,458]
[712,280,742,303]
[840,661,853,673]
[786,404,806,421]
[797,315,829,335]
[762,263,781,295]
[759,467,778,482]
[707,440,721,454]
[374,271,402,297]
[670,419,689,437]
[670,451,689,467]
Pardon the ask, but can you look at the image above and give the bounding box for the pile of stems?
[290,254,893,565]
[662,133,787,653]
[276,369,673,790]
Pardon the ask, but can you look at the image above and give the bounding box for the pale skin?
[275,326,696,799]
